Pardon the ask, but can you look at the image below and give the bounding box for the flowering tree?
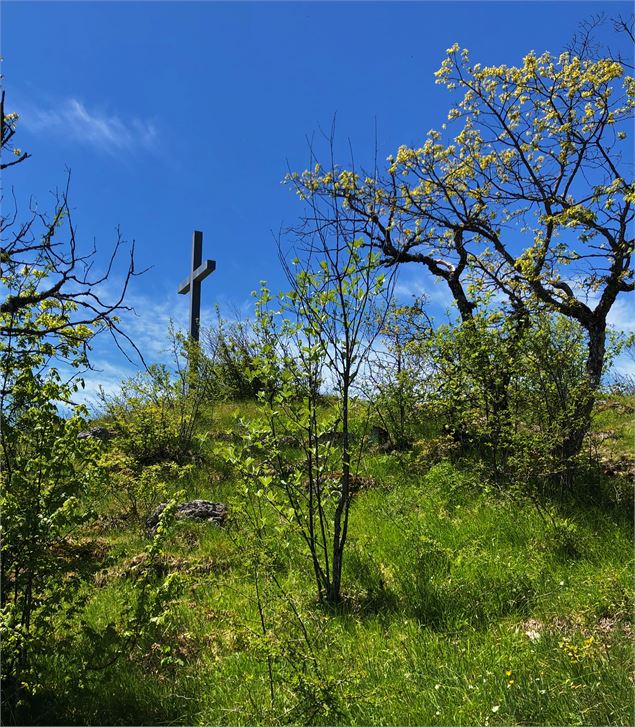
[288,45,634,472]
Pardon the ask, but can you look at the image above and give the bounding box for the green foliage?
[423,308,625,491]
[225,239,387,606]
[0,106,188,722]
[203,309,280,401]
[423,305,531,473]
[365,297,435,449]
[99,332,215,467]
[9,403,632,726]
[100,451,192,524]
[544,517,585,560]
[0,365,102,715]
[0,199,106,715]
[79,500,185,670]
[219,486,369,725]
[99,365,196,465]
[287,41,634,478]
[2,46,633,726]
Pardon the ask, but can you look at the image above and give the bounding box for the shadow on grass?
[3,664,201,726]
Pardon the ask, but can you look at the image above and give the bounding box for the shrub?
[99,331,216,467]
[0,368,104,717]
[100,451,192,525]
[363,297,435,450]
[544,517,584,560]
[203,311,278,401]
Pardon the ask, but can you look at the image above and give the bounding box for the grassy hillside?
[15,396,633,726]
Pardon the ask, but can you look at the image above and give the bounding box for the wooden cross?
[177,230,216,342]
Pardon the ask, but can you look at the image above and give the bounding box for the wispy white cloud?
[607,297,635,381]
[20,97,158,153]
[116,288,257,364]
[394,269,454,310]
[607,296,635,334]
[77,284,220,403]
[80,360,136,408]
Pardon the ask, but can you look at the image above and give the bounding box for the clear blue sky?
[2,1,633,393]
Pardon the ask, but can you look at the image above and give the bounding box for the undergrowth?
[8,400,634,726]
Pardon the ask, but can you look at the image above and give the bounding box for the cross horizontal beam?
[178,259,216,295]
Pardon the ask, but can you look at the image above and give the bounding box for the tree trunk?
[560,317,606,488]
[327,372,351,606]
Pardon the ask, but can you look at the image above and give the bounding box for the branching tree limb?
[287,39,633,479]
[1,95,145,368]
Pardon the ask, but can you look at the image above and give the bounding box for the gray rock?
[214,431,236,442]
[147,499,228,536]
[318,430,356,446]
[369,426,390,445]
[279,434,301,448]
[78,426,114,441]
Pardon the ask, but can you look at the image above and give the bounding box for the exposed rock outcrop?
[147,499,228,537]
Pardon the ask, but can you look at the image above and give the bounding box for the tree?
[0,360,103,717]
[1,93,140,365]
[288,44,633,480]
[283,236,390,604]
[1,91,29,170]
[0,92,142,717]
[568,12,634,71]
[228,230,389,605]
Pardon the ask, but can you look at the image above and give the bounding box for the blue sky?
[2,1,633,394]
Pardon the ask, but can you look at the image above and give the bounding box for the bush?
[100,451,192,525]
[99,329,217,466]
[424,310,625,493]
[203,310,282,401]
[1,368,104,717]
[98,365,197,465]
[544,517,585,560]
[363,297,435,450]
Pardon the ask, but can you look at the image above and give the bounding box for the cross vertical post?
[190,230,203,341]
[177,230,216,342]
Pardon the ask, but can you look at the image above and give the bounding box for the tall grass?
[14,403,634,726]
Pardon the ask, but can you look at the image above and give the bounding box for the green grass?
[592,393,634,459]
[12,401,635,726]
